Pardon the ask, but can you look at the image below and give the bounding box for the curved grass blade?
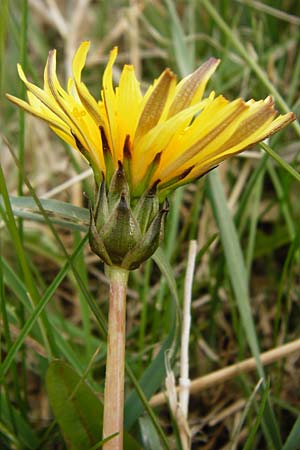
[0,392,40,449]
[138,415,163,450]
[260,142,300,184]
[124,363,172,450]
[208,169,282,449]
[282,416,300,450]
[0,195,89,231]
[0,166,57,357]
[201,0,300,137]
[124,247,180,435]
[208,170,262,372]
[152,247,180,305]
[242,381,269,450]
[0,235,88,381]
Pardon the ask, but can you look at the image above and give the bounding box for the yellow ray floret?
[7,41,295,199]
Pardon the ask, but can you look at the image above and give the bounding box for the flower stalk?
[103,266,129,450]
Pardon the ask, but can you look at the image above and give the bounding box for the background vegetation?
[1,0,300,449]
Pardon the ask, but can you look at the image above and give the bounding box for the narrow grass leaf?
[0,195,89,231]
[208,169,282,449]
[260,142,300,184]
[242,382,270,450]
[18,0,28,199]
[164,0,193,76]
[267,163,295,239]
[282,416,300,450]
[0,393,40,449]
[125,248,180,432]
[201,0,300,137]
[0,165,56,356]
[138,415,163,450]
[0,0,9,94]
[125,364,172,450]
[229,379,263,450]
[0,235,88,380]
[1,256,34,311]
[152,247,180,305]
[208,170,262,371]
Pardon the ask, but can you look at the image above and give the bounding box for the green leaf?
[260,143,300,184]
[1,255,34,311]
[164,0,193,76]
[0,195,89,231]
[0,391,40,449]
[0,236,88,381]
[282,416,300,450]
[138,416,163,450]
[208,170,263,373]
[242,382,269,450]
[152,247,180,305]
[229,379,264,450]
[46,360,140,450]
[200,0,300,137]
[124,247,180,431]
[46,360,102,450]
[208,169,282,449]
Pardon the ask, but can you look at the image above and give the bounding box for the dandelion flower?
[7,41,295,198]
[7,41,295,269]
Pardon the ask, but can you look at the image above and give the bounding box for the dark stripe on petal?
[135,69,176,139]
[99,126,112,155]
[168,57,220,117]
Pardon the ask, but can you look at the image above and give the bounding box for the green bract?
[89,162,168,270]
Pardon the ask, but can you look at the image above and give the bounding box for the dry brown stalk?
[150,338,300,407]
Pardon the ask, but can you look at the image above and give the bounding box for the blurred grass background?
[1,0,300,449]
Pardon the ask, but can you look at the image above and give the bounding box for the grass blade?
[260,142,300,184]
[124,248,180,432]
[0,235,88,381]
[282,416,300,450]
[208,169,282,449]
[201,0,300,137]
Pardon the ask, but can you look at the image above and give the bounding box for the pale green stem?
[103,266,129,450]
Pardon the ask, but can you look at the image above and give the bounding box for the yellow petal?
[168,57,220,117]
[72,41,103,125]
[50,125,77,148]
[216,110,296,157]
[115,64,143,159]
[8,43,295,198]
[134,68,177,141]
[72,41,90,80]
[160,105,295,186]
[131,99,211,188]
[158,96,248,181]
[45,50,105,170]
[102,47,118,161]
[17,64,69,124]
[6,93,69,133]
[217,96,276,152]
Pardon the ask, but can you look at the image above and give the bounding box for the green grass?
[1,1,300,449]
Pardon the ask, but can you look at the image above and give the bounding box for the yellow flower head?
[7,41,295,202]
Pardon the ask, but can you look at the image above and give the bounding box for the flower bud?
[89,164,168,270]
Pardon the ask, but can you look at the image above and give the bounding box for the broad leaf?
[46,360,140,450]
